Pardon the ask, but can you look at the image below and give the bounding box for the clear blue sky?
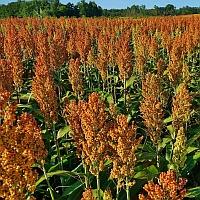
[0,0,199,9]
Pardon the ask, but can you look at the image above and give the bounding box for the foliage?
[0,16,200,200]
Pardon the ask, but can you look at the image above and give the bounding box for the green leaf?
[136,152,156,162]
[185,187,200,198]
[62,180,84,196]
[138,144,156,153]
[182,151,200,177]
[134,170,147,179]
[134,165,158,180]
[42,132,53,140]
[92,189,104,198]
[127,114,132,123]
[126,75,136,88]
[167,125,175,139]
[186,147,199,154]
[106,94,114,103]
[134,165,144,172]
[165,141,172,162]
[36,170,85,186]
[19,93,34,101]
[104,159,112,166]
[17,103,33,109]
[186,126,200,146]
[67,188,83,200]
[48,156,71,173]
[72,163,83,173]
[167,125,174,133]
[145,165,159,180]
[130,179,147,197]
[57,126,71,139]
[163,69,168,75]
[158,137,172,149]
[48,163,61,172]
[193,151,200,160]
[164,116,172,123]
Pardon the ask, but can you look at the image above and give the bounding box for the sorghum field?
[0,16,200,200]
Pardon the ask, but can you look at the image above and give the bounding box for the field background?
[0,15,200,200]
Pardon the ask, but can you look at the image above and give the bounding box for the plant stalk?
[113,66,117,103]
[126,177,130,200]
[52,124,63,170]
[116,185,119,200]
[84,164,89,188]
[42,161,55,200]
[124,74,126,108]
[52,124,64,193]
[97,171,101,200]
[156,145,160,169]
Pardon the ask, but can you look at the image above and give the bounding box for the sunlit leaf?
[57,126,71,139]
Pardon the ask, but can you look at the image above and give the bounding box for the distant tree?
[165,4,176,15]
[130,5,140,16]
[77,0,88,17]
[88,1,102,17]
[139,5,146,16]
[19,1,35,17]
[0,0,200,19]
[77,0,102,17]
[154,5,159,16]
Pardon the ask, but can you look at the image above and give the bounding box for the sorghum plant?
[0,92,11,125]
[157,58,165,77]
[138,169,187,200]
[64,92,110,175]
[140,73,164,146]
[116,31,132,82]
[68,58,84,99]
[0,102,47,200]
[81,188,97,200]
[4,23,24,90]
[103,188,114,200]
[96,32,109,82]
[116,31,132,106]
[49,28,68,72]
[171,83,193,132]
[171,127,187,174]
[167,60,182,88]
[108,115,143,200]
[64,92,111,199]
[31,31,58,129]
[0,59,13,94]
[140,73,164,168]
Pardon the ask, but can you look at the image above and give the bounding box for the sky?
[0,0,200,9]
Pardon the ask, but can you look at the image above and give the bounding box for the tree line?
[0,0,200,18]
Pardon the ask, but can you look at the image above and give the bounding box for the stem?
[156,145,160,169]
[57,71,62,102]
[126,177,130,200]
[52,124,63,169]
[116,184,119,200]
[27,92,32,104]
[96,171,101,200]
[52,124,64,193]
[16,86,20,104]
[42,161,55,200]
[84,164,89,188]
[113,66,116,103]
[97,70,100,90]
[103,81,105,94]
[124,74,126,108]
[107,69,110,93]
[87,66,91,89]
[83,64,86,82]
